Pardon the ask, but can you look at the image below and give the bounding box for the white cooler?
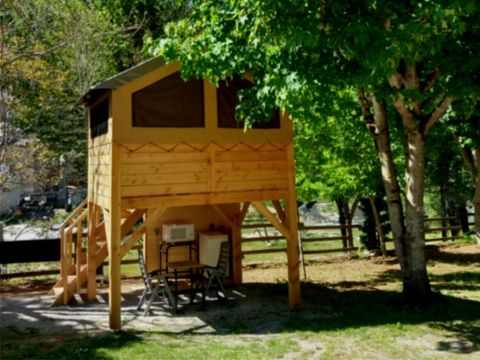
[199,232,229,274]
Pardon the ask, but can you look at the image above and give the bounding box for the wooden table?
[166,260,205,313]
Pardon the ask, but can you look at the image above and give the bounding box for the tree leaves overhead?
[158,0,479,122]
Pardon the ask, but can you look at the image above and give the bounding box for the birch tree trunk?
[359,75,451,303]
[359,92,408,272]
[402,131,431,300]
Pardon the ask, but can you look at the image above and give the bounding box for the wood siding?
[118,142,289,200]
[88,140,111,209]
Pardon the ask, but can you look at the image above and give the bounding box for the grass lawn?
[1,243,479,359]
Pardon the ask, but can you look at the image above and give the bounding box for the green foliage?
[95,0,190,68]
[158,0,479,121]
[1,0,121,189]
[294,90,380,201]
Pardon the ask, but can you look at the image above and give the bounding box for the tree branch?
[388,72,404,89]
[424,96,452,135]
[358,87,376,136]
[1,25,140,69]
[452,133,477,180]
[404,65,422,116]
[421,66,440,93]
[392,98,417,131]
[372,96,388,134]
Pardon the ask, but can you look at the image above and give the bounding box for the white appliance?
[199,232,229,273]
[162,224,195,243]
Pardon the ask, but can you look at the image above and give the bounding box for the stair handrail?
[59,198,88,304]
[60,198,88,229]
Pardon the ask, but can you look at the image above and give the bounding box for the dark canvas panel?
[217,77,280,129]
[90,98,109,138]
[132,72,204,128]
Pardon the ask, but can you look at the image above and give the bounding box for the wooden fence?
[241,220,360,258]
[242,213,476,258]
[1,213,475,280]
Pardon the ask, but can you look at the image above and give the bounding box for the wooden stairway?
[51,200,146,306]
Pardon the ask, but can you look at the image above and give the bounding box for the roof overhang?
[81,57,165,106]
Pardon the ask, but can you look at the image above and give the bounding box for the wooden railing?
[59,199,88,302]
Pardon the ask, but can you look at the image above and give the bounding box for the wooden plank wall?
[119,142,289,199]
[88,140,111,209]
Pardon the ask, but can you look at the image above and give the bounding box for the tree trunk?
[370,98,408,271]
[474,149,480,245]
[369,196,387,256]
[335,198,349,248]
[439,180,449,239]
[347,195,361,250]
[402,131,432,301]
[456,204,469,234]
[360,89,436,304]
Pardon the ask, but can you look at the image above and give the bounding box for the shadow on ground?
[426,245,480,264]
[2,280,479,358]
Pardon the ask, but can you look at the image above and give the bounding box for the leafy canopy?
[157,0,479,126]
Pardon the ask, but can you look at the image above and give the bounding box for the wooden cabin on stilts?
[51,58,301,330]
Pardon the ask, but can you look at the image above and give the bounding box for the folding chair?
[137,249,175,316]
[203,241,230,302]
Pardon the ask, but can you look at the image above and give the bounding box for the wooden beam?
[120,206,165,258]
[238,202,250,225]
[107,141,122,330]
[121,190,289,209]
[87,203,98,300]
[272,200,286,224]
[251,201,291,241]
[93,208,146,267]
[211,204,235,227]
[231,219,243,285]
[121,209,132,218]
[285,143,301,310]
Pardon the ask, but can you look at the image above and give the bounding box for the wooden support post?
[285,143,301,310]
[208,143,216,192]
[211,205,235,227]
[239,202,250,224]
[251,201,291,240]
[87,202,97,300]
[119,207,163,258]
[60,223,68,305]
[272,200,286,224]
[107,142,122,330]
[76,221,82,289]
[232,206,244,285]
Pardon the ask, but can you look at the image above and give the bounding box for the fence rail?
[241,213,475,258]
[1,213,475,280]
[241,221,360,258]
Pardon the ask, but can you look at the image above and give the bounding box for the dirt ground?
[1,243,479,336]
